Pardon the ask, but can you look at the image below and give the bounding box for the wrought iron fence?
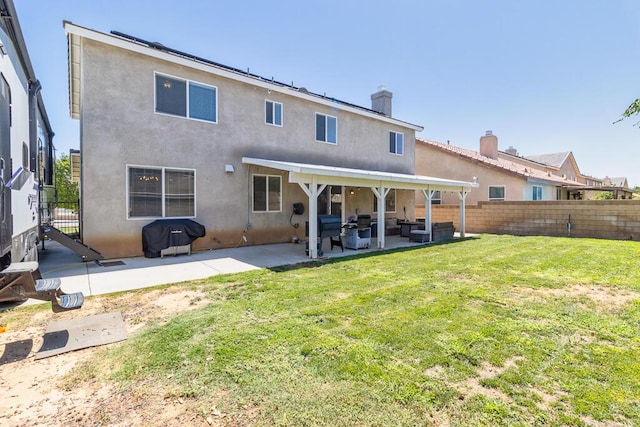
[41,200,80,239]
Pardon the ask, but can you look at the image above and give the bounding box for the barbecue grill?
[305,215,344,256]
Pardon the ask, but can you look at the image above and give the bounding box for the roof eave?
[527,176,583,186]
[242,157,476,191]
[567,153,582,177]
[65,22,81,120]
[63,22,423,131]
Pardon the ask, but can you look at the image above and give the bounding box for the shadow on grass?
[0,300,29,313]
[268,236,479,273]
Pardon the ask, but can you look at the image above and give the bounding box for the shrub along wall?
[417,200,640,241]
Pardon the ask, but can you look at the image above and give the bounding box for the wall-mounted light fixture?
[225,164,235,173]
[349,189,355,195]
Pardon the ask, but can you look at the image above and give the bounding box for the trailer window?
[22,142,28,169]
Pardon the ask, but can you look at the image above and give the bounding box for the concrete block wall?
[417,201,640,240]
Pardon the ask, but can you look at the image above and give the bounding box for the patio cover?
[243,157,477,258]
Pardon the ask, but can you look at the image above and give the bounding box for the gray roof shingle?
[523,152,570,169]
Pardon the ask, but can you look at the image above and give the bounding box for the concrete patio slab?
[2,233,468,311]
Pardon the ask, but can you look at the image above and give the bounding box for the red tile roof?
[416,138,583,187]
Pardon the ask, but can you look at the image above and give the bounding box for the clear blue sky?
[16,0,640,187]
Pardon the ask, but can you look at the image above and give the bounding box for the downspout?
[246,165,252,231]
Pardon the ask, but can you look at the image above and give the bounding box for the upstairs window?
[265,100,282,126]
[389,131,404,155]
[489,185,505,201]
[155,73,217,123]
[315,113,337,144]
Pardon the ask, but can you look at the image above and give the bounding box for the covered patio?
[567,185,635,200]
[243,157,478,259]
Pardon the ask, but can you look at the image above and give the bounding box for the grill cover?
[142,219,206,258]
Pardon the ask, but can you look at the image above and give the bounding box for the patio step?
[35,278,61,292]
[53,292,84,313]
[0,263,84,312]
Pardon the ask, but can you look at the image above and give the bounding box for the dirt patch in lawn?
[517,284,638,312]
[0,287,212,427]
[425,356,525,403]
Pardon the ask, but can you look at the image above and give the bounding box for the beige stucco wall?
[79,39,417,258]
[415,143,558,206]
[556,160,580,183]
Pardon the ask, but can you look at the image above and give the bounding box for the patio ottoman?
[409,230,430,243]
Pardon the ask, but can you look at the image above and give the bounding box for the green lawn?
[71,235,640,426]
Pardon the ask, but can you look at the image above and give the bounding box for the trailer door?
[0,75,12,260]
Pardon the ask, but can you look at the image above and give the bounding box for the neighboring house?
[604,177,629,188]
[504,148,633,200]
[593,176,634,199]
[64,23,475,259]
[415,132,580,207]
[508,151,582,183]
[0,0,55,265]
[582,175,604,187]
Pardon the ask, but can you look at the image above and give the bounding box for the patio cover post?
[297,177,326,259]
[457,189,469,238]
[372,186,389,249]
[421,188,434,242]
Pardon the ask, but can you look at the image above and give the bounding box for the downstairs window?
[128,166,195,218]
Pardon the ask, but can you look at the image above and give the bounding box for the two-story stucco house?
[65,23,475,259]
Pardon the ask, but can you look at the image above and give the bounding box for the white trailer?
[0,0,82,311]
